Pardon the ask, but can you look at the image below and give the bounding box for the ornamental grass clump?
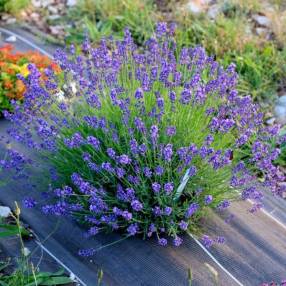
[5,23,285,248]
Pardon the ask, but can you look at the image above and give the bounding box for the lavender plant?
[4,23,285,248]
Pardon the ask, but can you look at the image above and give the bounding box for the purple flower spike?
[131,200,143,211]
[164,182,174,195]
[204,195,213,205]
[23,197,37,208]
[158,238,168,246]
[173,236,183,247]
[152,182,161,194]
[118,154,131,165]
[166,126,176,137]
[163,144,173,162]
[185,203,199,218]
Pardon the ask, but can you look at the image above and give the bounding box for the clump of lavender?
[5,23,285,247]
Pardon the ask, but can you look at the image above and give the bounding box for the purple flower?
[107,148,116,158]
[138,144,147,155]
[127,223,138,236]
[152,182,161,193]
[217,200,230,210]
[64,133,84,148]
[188,166,197,177]
[143,167,152,178]
[155,165,164,176]
[157,97,164,109]
[156,22,167,37]
[134,88,143,99]
[118,154,131,165]
[87,226,99,236]
[87,136,100,150]
[173,236,183,247]
[153,206,162,216]
[129,139,138,154]
[164,182,174,194]
[179,220,188,231]
[158,238,168,246]
[113,207,122,216]
[163,144,173,162]
[204,195,213,205]
[201,235,213,248]
[116,167,126,178]
[216,236,226,244]
[131,200,143,211]
[166,126,176,136]
[122,210,132,221]
[185,203,199,218]
[164,206,172,216]
[23,197,37,208]
[150,125,159,144]
[205,134,214,145]
[101,162,114,173]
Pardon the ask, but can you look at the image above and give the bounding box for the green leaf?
[36,269,65,278]
[40,276,72,285]
[0,223,29,238]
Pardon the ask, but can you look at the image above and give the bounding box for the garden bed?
[0,26,286,286]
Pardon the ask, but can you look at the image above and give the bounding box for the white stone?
[266,117,276,125]
[6,18,16,24]
[207,5,221,19]
[48,6,58,14]
[277,95,286,106]
[31,0,41,8]
[70,81,77,94]
[256,27,269,36]
[186,1,204,14]
[67,0,77,7]
[252,14,271,27]
[5,35,17,42]
[40,0,53,8]
[49,25,64,35]
[274,105,286,124]
[47,15,61,21]
[56,90,65,101]
[0,206,11,218]
[23,247,31,257]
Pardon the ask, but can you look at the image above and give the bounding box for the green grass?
[63,0,157,45]
[0,203,73,286]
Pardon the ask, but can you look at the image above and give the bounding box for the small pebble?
[5,35,17,42]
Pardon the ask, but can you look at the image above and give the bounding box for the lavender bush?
[4,23,285,248]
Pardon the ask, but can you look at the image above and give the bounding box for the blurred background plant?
[0,0,30,16]
[56,0,158,45]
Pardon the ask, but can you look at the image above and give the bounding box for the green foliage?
[0,0,29,15]
[0,222,29,238]
[0,204,72,286]
[65,0,156,45]
[0,267,73,286]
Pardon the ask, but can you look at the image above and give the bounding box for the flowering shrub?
[5,23,286,249]
[0,44,59,113]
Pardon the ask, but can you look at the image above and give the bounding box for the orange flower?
[15,79,26,98]
[3,79,13,89]
[0,44,61,109]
